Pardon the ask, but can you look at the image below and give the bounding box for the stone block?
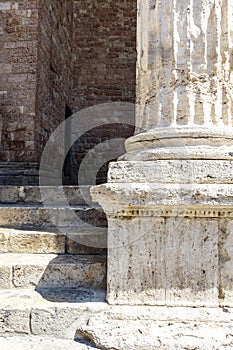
[30,308,84,338]
[37,255,106,289]
[0,186,20,203]
[0,231,8,253]
[0,266,11,289]
[0,205,106,229]
[107,216,218,306]
[108,160,233,184]
[0,3,11,11]
[67,229,107,253]
[219,219,233,306]
[0,253,106,289]
[67,238,106,255]
[8,231,66,254]
[0,309,30,334]
[164,218,218,305]
[78,307,233,350]
[12,265,45,288]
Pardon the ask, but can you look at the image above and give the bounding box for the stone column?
[125,0,233,160]
[92,0,233,306]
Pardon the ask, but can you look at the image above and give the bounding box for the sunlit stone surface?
[92,0,233,306]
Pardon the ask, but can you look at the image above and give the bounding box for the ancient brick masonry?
[69,0,136,184]
[36,0,73,162]
[71,0,136,112]
[0,0,39,163]
[0,0,73,161]
[0,0,137,185]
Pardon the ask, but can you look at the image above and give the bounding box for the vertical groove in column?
[135,0,146,132]
[207,2,217,126]
[172,0,178,126]
[135,0,233,133]
[221,0,233,126]
[147,0,161,130]
[192,0,207,125]
[221,0,229,126]
[195,0,207,125]
[188,0,195,125]
[158,0,175,127]
[190,0,204,74]
[136,0,162,131]
[173,0,190,126]
[229,0,233,126]
[215,0,223,126]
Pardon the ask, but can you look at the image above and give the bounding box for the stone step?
[0,204,107,228]
[0,228,107,254]
[0,253,106,289]
[0,288,106,338]
[0,162,39,186]
[0,186,94,205]
[0,290,233,349]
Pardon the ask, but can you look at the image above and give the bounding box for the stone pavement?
[77,306,233,350]
[1,289,233,350]
[0,335,93,350]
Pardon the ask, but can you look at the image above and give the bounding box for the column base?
[123,126,233,160]
[91,160,233,307]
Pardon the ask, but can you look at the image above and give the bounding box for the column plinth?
[91,0,233,306]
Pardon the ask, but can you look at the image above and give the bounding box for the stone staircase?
[0,186,107,347]
[1,187,233,349]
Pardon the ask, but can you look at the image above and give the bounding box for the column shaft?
[125,0,233,160]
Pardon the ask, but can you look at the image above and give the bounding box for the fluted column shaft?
[125,0,233,159]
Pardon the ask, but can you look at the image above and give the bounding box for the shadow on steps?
[36,287,106,303]
[34,253,107,303]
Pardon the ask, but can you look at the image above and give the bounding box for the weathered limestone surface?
[124,0,233,160]
[1,290,233,349]
[93,178,233,306]
[92,0,233,307]
[0,205,106,228]
[0,227,106,254]
[79,307,233,350]
[0,336,91,350]
[0,186,92,204]
[107,216,219,306]
[0,253,106,289]
[0,288,106,338]
[1,287,233,349]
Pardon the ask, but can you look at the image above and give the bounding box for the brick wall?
[0,0,39,162]
[66,0,137,184]
[0,0,73,164]
[36,0,73,161]
[0,0,137,184]
[71,0,136,111]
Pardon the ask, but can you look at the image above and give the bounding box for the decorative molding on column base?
[122,126,233,160]
[0,162,39,185]
[92,183,233,215]
[91,159,233,307]
[121,145,233,161]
